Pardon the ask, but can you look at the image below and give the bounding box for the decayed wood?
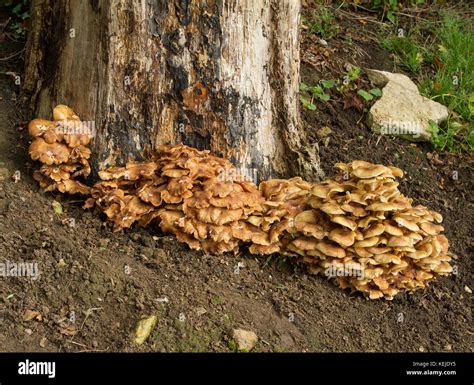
[22,0,323,182]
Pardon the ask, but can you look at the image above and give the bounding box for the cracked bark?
[22,0,323,182]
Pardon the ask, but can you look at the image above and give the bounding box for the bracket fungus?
[27,121,453,300]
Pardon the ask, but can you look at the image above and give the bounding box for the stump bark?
[22,0,323,182]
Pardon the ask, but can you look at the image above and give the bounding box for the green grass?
[380,33,433,73]
[419,14,473,123]
[380,11,473,152]
[302,7,339,40]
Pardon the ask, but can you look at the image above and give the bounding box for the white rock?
[366,69,449,142]
[232,329,258,352]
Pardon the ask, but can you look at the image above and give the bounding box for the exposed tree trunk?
[22,0,323,182]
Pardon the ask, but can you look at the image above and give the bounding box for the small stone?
[318,38,328,47]
[232,329,258,352]
[444,344,452,351]
[40,337,47,348]
[195,307,207,316]
[11,170,21,183]
[464,286,472,294]
[418,346,425,352]
[24,328,33,335]
[92,340,99,348]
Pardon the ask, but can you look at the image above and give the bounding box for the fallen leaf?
[343,94,364,111]
[23,309,42,322]
[59,324,77,336]
[134,315,157,345]
[52,200,63,215]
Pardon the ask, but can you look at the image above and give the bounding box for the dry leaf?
[59,324,77,336]
[23,309,42,322]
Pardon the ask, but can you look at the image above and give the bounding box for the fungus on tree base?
[27,117,453,300]
[27,105,93,194]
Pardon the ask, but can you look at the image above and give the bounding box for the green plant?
[380,34,432,73]
[5,0,30,40]
[357,88,382,102]
[379,10,473,152]
[428,119,473,152]
[336,65,361,93]
[300,80,335,110]
[367,0,425,23]
[419,14,473,122]
[370,0,399,23]
[303,7,339,40]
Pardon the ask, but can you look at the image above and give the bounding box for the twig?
[0,48,25,61]
[336,9,388,26]
[1,17,12,32]
[65,340,89,348]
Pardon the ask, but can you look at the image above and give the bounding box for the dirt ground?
[0,7,472,352]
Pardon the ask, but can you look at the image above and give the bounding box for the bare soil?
[0,7,472,352]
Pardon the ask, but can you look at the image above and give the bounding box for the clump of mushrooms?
[86,144,265,255]
[286,160,452,300]
[27,129,452,299]
[28,105,92,195]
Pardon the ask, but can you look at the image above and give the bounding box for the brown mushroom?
[29,138,70,165]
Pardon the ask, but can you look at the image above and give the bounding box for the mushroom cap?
[310,182,344,199]
[57,179,91,195]
[363,223,385,238]
[341,203,367,217]
[29,138,70,165]
[387,236,413,247]
[420,222,444,235]
[373,253,401,264]
[328,228,355,247]
[40,164,76,182]
[373,276,389,290]
[353,237,380,248]
[388,166,403,177]
[330,215,357,231]
[188,206,243,226]
[382,220,404,236]
[432,262,452,274]
[393,217,420,232]
[249,244,280,255]
[291,237,320,252]
[436,234,449,255]
[366,202,406,211]
[351,163,387,179]
[315,242,346,258]
[28,119,57,137]
[53,105,80,121]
